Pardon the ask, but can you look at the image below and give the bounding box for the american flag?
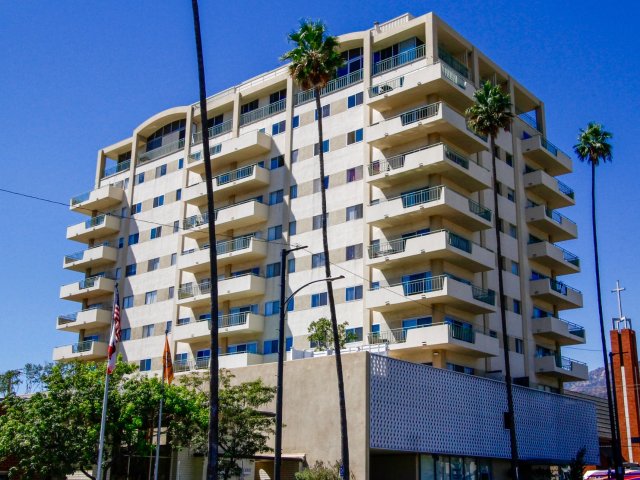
[106,285,121,374]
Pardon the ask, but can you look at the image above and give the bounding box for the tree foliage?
[295,460,354,480]
[568,447,587,480]
[307,318,357,351]
[574,122,613,167]
[465,81,513,138]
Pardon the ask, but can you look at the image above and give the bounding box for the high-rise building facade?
[54,12,598,478]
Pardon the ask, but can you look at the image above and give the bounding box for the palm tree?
[281,20,350,478]
[190,1,220,478]
[466,81,519,478]
[573,123,620,479]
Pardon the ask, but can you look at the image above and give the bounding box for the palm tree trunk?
[489,135,519,478]
[314,87,350,478]
[592,162,623,479]
[191,1,220,479]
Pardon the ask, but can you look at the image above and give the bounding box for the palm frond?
[465,81,513,138]
[573,122,613,166]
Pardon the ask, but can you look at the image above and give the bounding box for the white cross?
[612,280,630,329]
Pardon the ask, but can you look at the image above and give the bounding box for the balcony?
[530,278,583,310]
[53,340,109,362]
[366,274,496,314]
[239,99,286,127]
[535,355,588,382]
[177,273,266,308]
[368,323,499,358]
[56,307,112,332]
[184,164,270,205]
[368,185,492,231]
[63,243,118,272]
[67,214,121,243]
[178,236,267,273]
[174,352,263,373]
[532,317,586,346]
[526,205,577,241]
[523,170,575,209]
[527,241,580,275]
[101,159,130,179]
[367,230,494,273]
[366,102,487,153]
[70,184,124,214]
[368,61,476,112]
[367,143,491,192]
[521,135,572,176]
[173,312,265,343]
[295,70,363,105]
[60,275,116,302]
[191,119,233,145]
[188,130,272,174]
[137,138,185,165]
[183,199,269,238]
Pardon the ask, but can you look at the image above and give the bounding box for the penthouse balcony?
[60,275,116,302]
[367,143,491,192]
[239,99,286,127]
[372,44,426,76]
[367,230,494,273]
[526,205,577,241]
[63,243,118,272]
[366,102,487,153]
[366,274,496,315]
[101,159,130,179]
[368,185,492,231]
[530,278,583,310]
[177,273,266,309]
[191,119,232,145]
[521,135,572,176]
[524,170,575,209]
[527,240,580,275]
[67,214,121,243]
[137,138,185,165]
[535,355,588,382]
[532,317,586,346]
[56,306,112,332]
[53,340,109,362]
[184,163,270,205]
[368,322,499,358]
[295,70,363,105]
[173,312,265,343]
[178,235,267,273]
[182,199,268,238]
[188,130,272,174]
[174,352,263,373]
[70,184,124,214]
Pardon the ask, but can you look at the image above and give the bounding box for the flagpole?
[96,367,110,480]
[153,330,168,480]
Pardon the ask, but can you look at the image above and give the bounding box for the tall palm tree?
[466,81,519,478]
[281,20,350,478]
[573,123,620,479]
[190,1,220,478]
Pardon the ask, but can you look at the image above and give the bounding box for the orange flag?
[163,335,174,385]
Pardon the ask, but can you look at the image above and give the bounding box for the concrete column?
[536,101,547,136]
[424,14,438,65]
[232,91,241,138]
[94,150,105,188]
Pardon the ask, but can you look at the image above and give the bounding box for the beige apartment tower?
[55,12,598,479]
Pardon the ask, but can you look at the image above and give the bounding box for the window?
[153,195,164,208]
[136,172,145,185]
[125,264,137,277]
[142,324,155,338]
[290,184,298,199]
[121,328,131,341]
[148,258,160,271]
[151,227,162,239]
[267,225,282,241]
[347,92,363,108]
[506,153,513,167]
[270,155,285,169]
[347,128,363,145]
[123,296,134,309]
[263,337,293,354]
[511,261,520,276]
[269,89,287,104]
[269,189,284,205]
[314,140,330,155]
[514,338,524,354]
[509,224,518,239]
[115,267,121,280]
[312,253,325,268]
[288,258,296,273]
[447,363,474,375]
[292,115,300,128]
[311,292,328,307]
[176,189,182,201]
[264,300,280,316]
[513,298,521,315]
[345,285,363,301]
[291,149,299,163]
[139,359,151,372]
[118,237,124,248]
[346,166,362,183]
[288,221,297,236]
[240,99,259,114]
[345,243,363,260]
[131,203,141,215]
[313,176,329,193]
[121,207,127,218]
[156,164,167,177]
[173,220,179,233]
[178,158,184,169]
[266,262,281,278]
[338,47,363,77]
[272,120,286,135]
[145,291,157,305]
[315,104,331,120]
[166,320,172,333]
[506,187,515,202]
[312,214,326,230]
[345,327,363,342]
[171,253,177,266]
[168,287,174,299]
[345,204,363,221]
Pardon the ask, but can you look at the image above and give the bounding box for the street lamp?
[273,245,344,480]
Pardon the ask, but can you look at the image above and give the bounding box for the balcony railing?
[239,99,286,126]
[548,278,582,297]
[64,242,112,264]
[369,75,405,98]
[468,199,492,221]
[554,355,587,371]
[561,248,580,267]
[183,198,263,231]
[367,230,473,258]
[400,102,440,126]
[137,138,185,164]
[178,272,261,299]
[181,312,252,329]
[84,214,109,229]
[535,316,586,339]
[544,208,576,226]
[372,44,426,76]
[368,321,476,345]
[102,159,131,179]
[516,109,540,131]
[57,305,111,326]
[191,119,232,145]
[440,61,468,89]
[438,48,469,79]
[540,137,559,156]
[72,340,97,354]
[557,179,575,199]
[215,163,261,186]
[368,143,474,176]
[78,274,111,289]
[183,234,255,256]
[295,69,363,105]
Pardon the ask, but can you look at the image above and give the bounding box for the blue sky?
[0,0,638,372]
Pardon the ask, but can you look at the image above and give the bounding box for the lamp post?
[273,245,344,480]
